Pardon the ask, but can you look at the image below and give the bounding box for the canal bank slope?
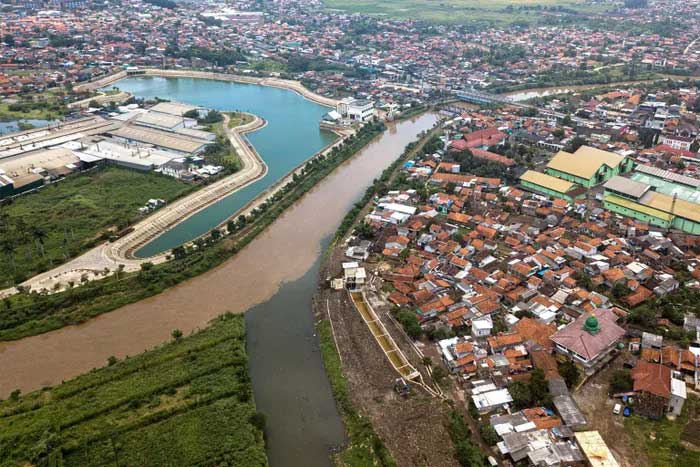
[311,124,463,467]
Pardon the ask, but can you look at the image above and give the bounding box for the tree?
[1,240,16,274]
[3,34,14,46]
[432,366,448,388]
[509,381,532,409]
[354,221,374,239]
[396,310,422,339]
[610,369,633,394]
[171,329,183,340]
[107,356,118,366]
[30,226,47,257]
[566,136,587,153]
[249,412,266,432]
[558,360,581,388]
[638,127,658,148]
[480,424,499,446]
[690,140,699,153]
[172,246,187,260]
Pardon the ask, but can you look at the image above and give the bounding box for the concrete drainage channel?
[349,291,441,398]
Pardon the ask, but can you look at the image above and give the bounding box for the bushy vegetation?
[317,320,396,467]
[450,149,515,181]
[0,90,70,121]
[0,165,192,287]
[509,368,552,409]
[609,369,633,394]
[446,410,485,467]
[0,313,267,467]
[0,122,385,341]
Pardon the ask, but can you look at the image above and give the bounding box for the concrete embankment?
[140,68,340,107]
[73,70,127,93]
[72,68,339,107]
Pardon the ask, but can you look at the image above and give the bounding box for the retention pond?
[109,76,338,257]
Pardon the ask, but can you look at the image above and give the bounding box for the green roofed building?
[545,146,634,188]
[520,170,586,202]
[603,175,700,234]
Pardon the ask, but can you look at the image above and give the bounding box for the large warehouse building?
[519,145,632,201]
[603,174,700,234]
[544,146,634,188]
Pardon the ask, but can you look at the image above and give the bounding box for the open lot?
[324,0,608,24]
[574,356,700,467]
[0,165,192,287]
[316,246,458,467]
[0,314,267,467]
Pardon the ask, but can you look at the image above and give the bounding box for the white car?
[613,403,622,415]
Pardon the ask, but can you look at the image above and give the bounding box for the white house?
[472,315,493,337]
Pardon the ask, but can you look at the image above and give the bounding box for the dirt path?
[316,278,459,467]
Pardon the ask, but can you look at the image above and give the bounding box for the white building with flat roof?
[337,97,375,122]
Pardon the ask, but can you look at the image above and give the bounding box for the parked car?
[613,403,622,415]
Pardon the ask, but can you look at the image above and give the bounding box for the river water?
[110,76,337,257]
[0,112,438,466]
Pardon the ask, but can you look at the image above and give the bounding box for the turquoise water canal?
[109,76,337,257]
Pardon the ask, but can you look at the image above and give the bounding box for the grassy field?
[226,112,255,129]
[0,89,73,122]
[0,165,192,287]
[624,396,700,467]
[323,0,608,24]
[0,313,267,467]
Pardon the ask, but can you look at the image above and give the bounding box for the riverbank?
[0,313,268,467]
[500,75,700,101]
[0,121,382,344]
[311,120,468,466]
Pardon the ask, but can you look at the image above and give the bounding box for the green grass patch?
[0,313,267,467]
[624,396,700,467]
[317,320,396,467]
[226,112,255,129]
[0,165,193,287]
[323,0,607,25]
[0,89,74,122]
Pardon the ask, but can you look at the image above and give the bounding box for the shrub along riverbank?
[0,313,267,467]
[0,121,386,342]
[314,120,442,467]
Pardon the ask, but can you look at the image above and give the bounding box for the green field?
[0,314,268,467]
[323,0,609,24]
[624,396,700,467]
[0,165,192,287]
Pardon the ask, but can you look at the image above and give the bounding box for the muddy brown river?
[0,113,438,466]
